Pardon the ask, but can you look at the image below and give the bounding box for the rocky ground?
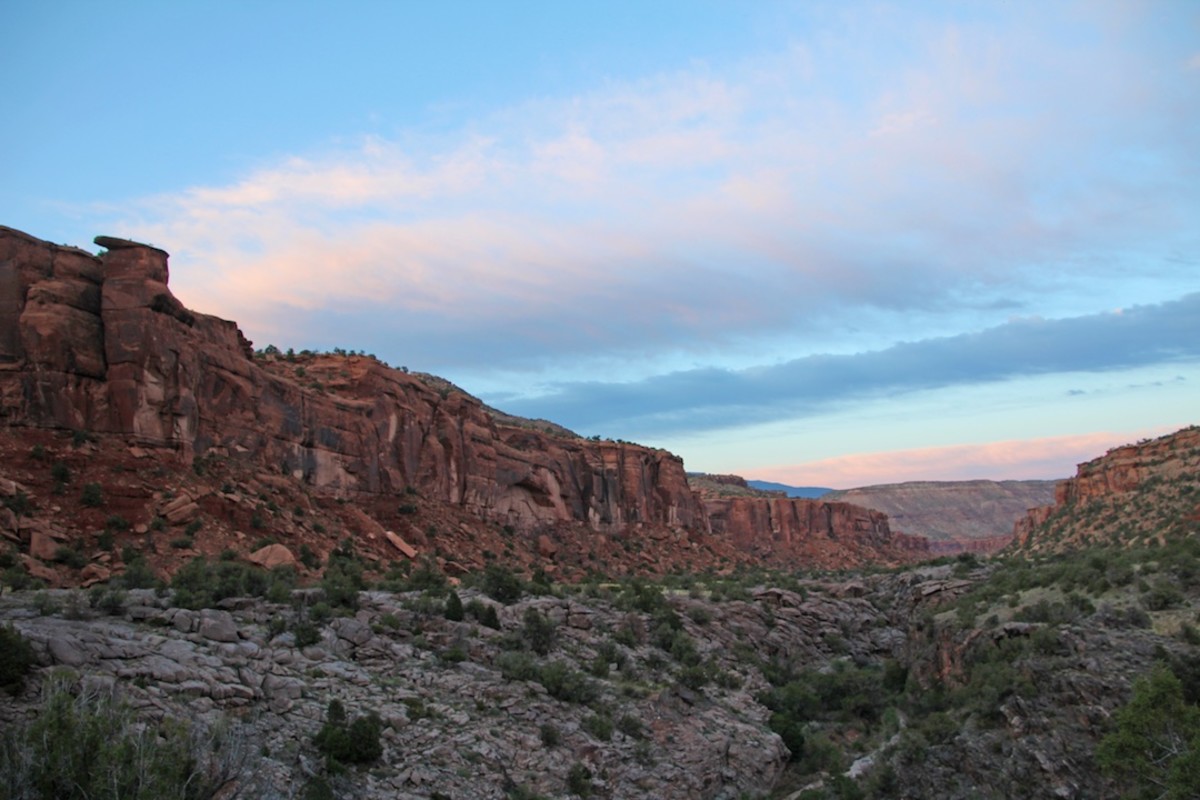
[3,551,1194,799]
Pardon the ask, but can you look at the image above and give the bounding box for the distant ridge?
[824,479,1058,546]
[745,480,832,499]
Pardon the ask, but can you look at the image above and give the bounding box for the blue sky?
[3,0,1198,488]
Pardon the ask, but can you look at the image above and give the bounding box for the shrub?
[0,624,36,695]
[538,661,599,705]
[566,762,593,797]
[293,622,321,648]
[299,544,321,570]
[478,564,524,604]
[581,712,613,741]
[1144,581,1185,611]
[496,651,540,682]
[1098,663,1200,799]
[50,461,71,484]
[313,700,384,768]
[444,590,465,621]
[3,491,31,517]
[170,557,293,609]
[521,608,557,655]
[0,674,243,798]
[539,722,561,747]
[617,713,645,739]
[119,556,158,590]
[89,587,127,616]
[80,483,103,508]
[53,546,88,569]
[466,599,501,629]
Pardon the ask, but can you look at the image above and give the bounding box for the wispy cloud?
[104,1,1198,382]
[749,427,1182,488]
[498,295,1200,435]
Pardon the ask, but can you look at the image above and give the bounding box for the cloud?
[498,294,1200,434]
[748,427,1182,488]
[103,2,1198,382]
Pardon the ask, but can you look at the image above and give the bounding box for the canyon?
[1,225,1198,799]
[0,225,924,585]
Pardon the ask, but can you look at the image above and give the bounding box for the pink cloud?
[749,426,1186,489]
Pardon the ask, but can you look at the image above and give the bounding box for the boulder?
[384,530,417,559]
[247,543,297,569]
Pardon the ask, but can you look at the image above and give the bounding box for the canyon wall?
[0,226,704,537]
[0,225,924,569]
[1011,426,1200,553]
[703,496,926,567]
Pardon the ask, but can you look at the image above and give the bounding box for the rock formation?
[0,225,924,576]
[703,495,926,568]
[1012,426,1200,553]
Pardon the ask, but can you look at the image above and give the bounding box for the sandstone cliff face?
[1012,426,1200,553]
[703,496,927,567]
[0,226,933,573]
[0,226,704,540]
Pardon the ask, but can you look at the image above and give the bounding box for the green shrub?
[1144,581,1185,611]
[53,546,88,570]
[3,491,31,517]
[0,674,239,798]
[521,608,557,655]
[299,544,321,570]
[170,557,292,609]
[120,556,157,590]
[566,762,593,797]
[313,700,383,768]
[293,622,321,648]
[467,599,501,629]
[445,590,465,621]
[1098,663,1200,799]
[539,722,561,747]
[581,712,613,741]
[80,482,103,508]
[0,624,36,695]
[538,661,599,705]
[496,651,540,682]
[478,564,524,604]
[617,713,645,739]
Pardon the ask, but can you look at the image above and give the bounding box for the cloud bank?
[110,2,1198,387]
[498,295,1200,435]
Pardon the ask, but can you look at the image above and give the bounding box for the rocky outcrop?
[1012,426,1200,553]
[703,496,927,567]
[0,226,704,541]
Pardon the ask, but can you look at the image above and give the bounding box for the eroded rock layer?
[0,225,925,572]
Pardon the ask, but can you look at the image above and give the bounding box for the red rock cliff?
[1011,426,1200,552]
[703,496,927,568]
[0,226,705,537]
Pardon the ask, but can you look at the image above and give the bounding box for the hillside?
[1013,426,1200,554]
[824,480,1059,552]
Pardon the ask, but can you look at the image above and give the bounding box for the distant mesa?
[825,479,1059,554]
[745,479,833,499]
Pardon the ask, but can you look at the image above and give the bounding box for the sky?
[2,0,1198,489]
